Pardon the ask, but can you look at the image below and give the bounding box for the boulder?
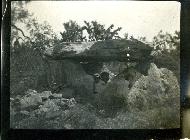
[127,63,180,111]
[35,99,61,119]
[45,39,153,62]
[61,60,94,98]
[20,90,42,110]
[39,91,52,100]
[63,98,77,107]
[40,99,60,111]
[120,67,142,88]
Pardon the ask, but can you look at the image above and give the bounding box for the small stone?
[20,110,30,116]
[25,89,37,95]
[64,124,72,129]
[40,91,52,99]
[51,93,62,98]
[20,94,42,110]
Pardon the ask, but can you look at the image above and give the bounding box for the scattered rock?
[40,91,52,100]
[35,99,61,119]
[20,92,42,110]
[41,99,60,111]
[25,89,38,95]
[10,61,179,129]
[49,93,62,99]
[61,98,77,107]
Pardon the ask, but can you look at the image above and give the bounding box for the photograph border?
[2,0,190,139]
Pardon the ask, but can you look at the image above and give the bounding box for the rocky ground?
[10,63,180,129]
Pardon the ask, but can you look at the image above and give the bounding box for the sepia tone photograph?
[10,1,180,129]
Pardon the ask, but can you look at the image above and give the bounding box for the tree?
[11,2,60,94]
[124,33,129,39]
[152,30,179,51]
[90,21,105,41]
[138,37,146,42]
[11,1,31,48]
[11,1,58,52]
[27,19,59,51]
[60,20,85,42]
[151,30,180,80]
[104,24,122,40]
[83,21,122,41]
[60,20,122,42]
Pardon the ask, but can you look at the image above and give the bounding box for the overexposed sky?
[26,1,180,41]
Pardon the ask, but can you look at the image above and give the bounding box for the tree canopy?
[11,1,59,52]
[60,20,122,42]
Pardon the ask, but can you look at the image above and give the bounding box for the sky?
[26,1,180,42]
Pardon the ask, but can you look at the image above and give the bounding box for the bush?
[10,45,49,97]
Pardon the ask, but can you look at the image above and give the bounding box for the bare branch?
[11,24,31,40]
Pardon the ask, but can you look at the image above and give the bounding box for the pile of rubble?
[10,90,77,128]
